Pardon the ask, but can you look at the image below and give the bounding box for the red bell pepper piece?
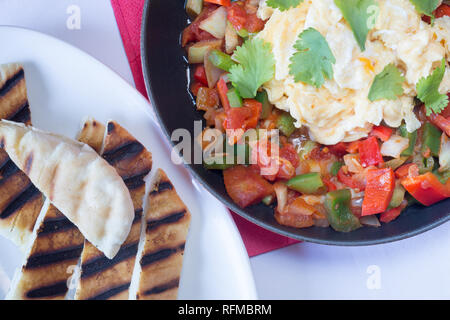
[380,206,403,223]
[370,125,393,142]
[204,0,231,6]
[359,136,384,167]
[194,65,208,86]
[190,82,203,96]
[362,168,395,216]
[401,172,450,206]
[223,165,274,208]
[217,77,231,111]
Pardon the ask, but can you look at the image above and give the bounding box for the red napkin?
[110,0,299,257]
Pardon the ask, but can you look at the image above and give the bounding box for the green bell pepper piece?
[276,112,296,137]
[388,184,405,209]
[208,49,236,72]
[399,123,417,157]
[324,189,361,233]
[422,122,442,157]
[255,91,273,119]
[330,161,344,176]
[227,88,243,108]
[286,173,324,194]
[262,195,275,206]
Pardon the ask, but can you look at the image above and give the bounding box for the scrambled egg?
[257,0,450,145]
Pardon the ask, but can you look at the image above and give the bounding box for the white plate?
[0,26,257,300]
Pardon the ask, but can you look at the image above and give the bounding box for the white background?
[0,0,449,299]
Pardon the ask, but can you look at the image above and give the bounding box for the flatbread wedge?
[0,63,43,247]
[136,169,191,300]
[75,121,152,300]
[0,120,134,259]
[6,119,105,300]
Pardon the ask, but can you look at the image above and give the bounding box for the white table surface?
[1,0,449,300]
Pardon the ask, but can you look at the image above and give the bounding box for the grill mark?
[140,243,185,267]
[133,208,143,224]
[8,101,31,124]
[38,216,76,236]
[146,210,186,232]
[102,141,144,166]
[149,181,173,196]
[0,184,40,219]
[26,280,68,299]
[143,278,179,296]
[0,68,24,97]
[87,283,130,300]
[81,242,139,279]
[0,159,20,181]
[123,172,147,190]
[25,245,83,269]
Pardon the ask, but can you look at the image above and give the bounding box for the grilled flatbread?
[0,63,43,247]
[6,120,105,300]
[0,120,134,259]
[136,169,191,300]
[75,121,152,300]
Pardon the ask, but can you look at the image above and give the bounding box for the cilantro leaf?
[417,59,449,116]
[288,27,336,88]
[409,0,440,17]
[229,38,275,99]
[334,0,377,51]
[368,64,405,101]
[266,0,304,11]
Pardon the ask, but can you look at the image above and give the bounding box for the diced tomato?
[395,163,419,179]
[435,4,450,18]
[196,87,219,111]
[401,172,450,206]
[359,136,384,167]
[227,2,247,31]
[370,125,393,142]
[194,65,208,86]
[362,168,395,216]
[245,13,265,33]
[204,0,231,6]
[275,197,315,228]
[181,6,216,47]
[190,82,203,96]
[217,77,231,111]
[328,142,348,157]
[323,177,337,191]
[346,140,361,154]
[224,99,262,130]
[251,140,295,181]
[280,143,300,168]
[223,165,274,208]
[337,166,367,191]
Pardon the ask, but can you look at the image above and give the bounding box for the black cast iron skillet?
[140,0,450,245]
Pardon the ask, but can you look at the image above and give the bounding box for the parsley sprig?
[417,59,449,116]
[368,64,405,101]
[229,38,276,99]
[289,28,336,88]
[266,0,304,11]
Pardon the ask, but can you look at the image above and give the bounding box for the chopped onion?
[314,218,330,228]
[274,182,288,213]
[381,135,409,158]
[439,133,450,172]
[344,154,363,173]
[359,215,381,228]
[199,6,227,39]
